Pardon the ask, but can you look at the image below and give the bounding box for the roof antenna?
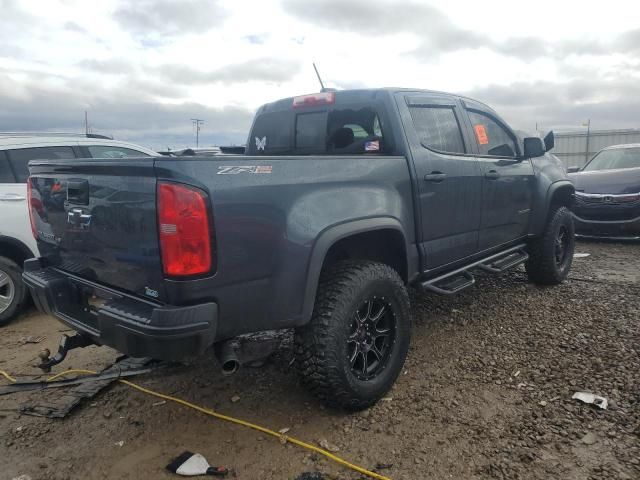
[313,62,326,91]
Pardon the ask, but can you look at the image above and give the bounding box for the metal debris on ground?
[573,253,591,258]
[16,357,156,418]
[572,392,608,409]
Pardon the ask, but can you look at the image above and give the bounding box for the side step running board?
[421,244,528,295]
[477,250,529,273]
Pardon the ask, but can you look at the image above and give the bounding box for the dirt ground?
[1,240,638,480]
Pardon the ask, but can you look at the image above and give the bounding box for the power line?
[191,118,204,148]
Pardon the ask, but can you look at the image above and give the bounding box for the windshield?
[583,147,640,172]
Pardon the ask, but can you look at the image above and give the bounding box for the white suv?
[0,134,158,325]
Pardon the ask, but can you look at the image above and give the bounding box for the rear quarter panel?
[155,155,415,339]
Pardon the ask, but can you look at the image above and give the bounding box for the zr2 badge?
[217,165,273,175]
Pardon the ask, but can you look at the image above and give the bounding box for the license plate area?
[56,281,119,333]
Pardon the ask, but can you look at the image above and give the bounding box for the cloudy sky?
[1,0,639,150]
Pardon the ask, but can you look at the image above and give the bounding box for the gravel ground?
[0,240,638,480]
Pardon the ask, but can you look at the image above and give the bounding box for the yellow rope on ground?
[0,370,17,383]
[1,369,392,480]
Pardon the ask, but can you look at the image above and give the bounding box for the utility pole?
[584,119,591,164]
[191,118,204,148]
[84,111,89,135]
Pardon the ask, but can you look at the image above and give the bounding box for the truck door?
[397,94,482,270]
[461,101,535,250]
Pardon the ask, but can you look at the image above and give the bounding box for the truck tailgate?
[28,158,165,300]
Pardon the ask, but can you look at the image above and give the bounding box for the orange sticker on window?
[474,124,489,145]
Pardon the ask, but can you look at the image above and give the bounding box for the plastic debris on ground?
[166,451,228,477]
[12,357,156,418]
[572,391,608,409]
[573,253,591,258]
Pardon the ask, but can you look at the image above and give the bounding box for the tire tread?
[295,260,410,410]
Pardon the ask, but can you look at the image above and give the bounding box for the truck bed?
[28,154,416,343]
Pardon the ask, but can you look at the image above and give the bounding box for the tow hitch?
[37,334,95,373]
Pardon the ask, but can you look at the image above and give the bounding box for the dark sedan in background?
[568,144,640,240]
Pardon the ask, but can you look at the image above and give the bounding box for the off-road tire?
[525,206,575,285]
[0,256,27,326]
[295,260,411,411]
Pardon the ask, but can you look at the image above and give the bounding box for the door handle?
[424,171,447,183]
[0,194,26,201]
[485,170,500,180]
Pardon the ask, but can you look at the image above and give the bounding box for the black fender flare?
[531,180,575,235]
[300,217,408,323]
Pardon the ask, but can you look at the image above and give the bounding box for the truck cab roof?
[256,88,497,116]
[248,88,501,156]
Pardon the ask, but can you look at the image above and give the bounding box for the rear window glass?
[409,106,465,154]
[248,110,292,154]
[296,112,327,150]
[87,145,151,158]
[0,152,15,183]
[248,105,386,155]
[325,107,384,154]
[8,146,76,182]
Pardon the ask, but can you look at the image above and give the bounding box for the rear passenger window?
[87,146,151,158]
[409,106,466,154]
[467,110,517,157]
[0,152,15,183]
[8,146,76,182]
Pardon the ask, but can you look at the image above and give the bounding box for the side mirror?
[523,137,545,158]
[543,130,555,152]
[567,166,580,173]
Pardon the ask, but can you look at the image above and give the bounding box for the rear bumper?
[571,213,640,240]
[22,258,218,360]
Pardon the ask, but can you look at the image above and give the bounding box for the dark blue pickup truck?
[24,88,575,410]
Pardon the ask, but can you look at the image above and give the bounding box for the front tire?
[295,260,411,411]
[526,206,575,285]
[0,256,27,326]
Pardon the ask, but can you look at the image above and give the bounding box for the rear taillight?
[27,178,38,239]
[157,182,212,276]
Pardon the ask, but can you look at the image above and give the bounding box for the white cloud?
[1,0,639,148]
